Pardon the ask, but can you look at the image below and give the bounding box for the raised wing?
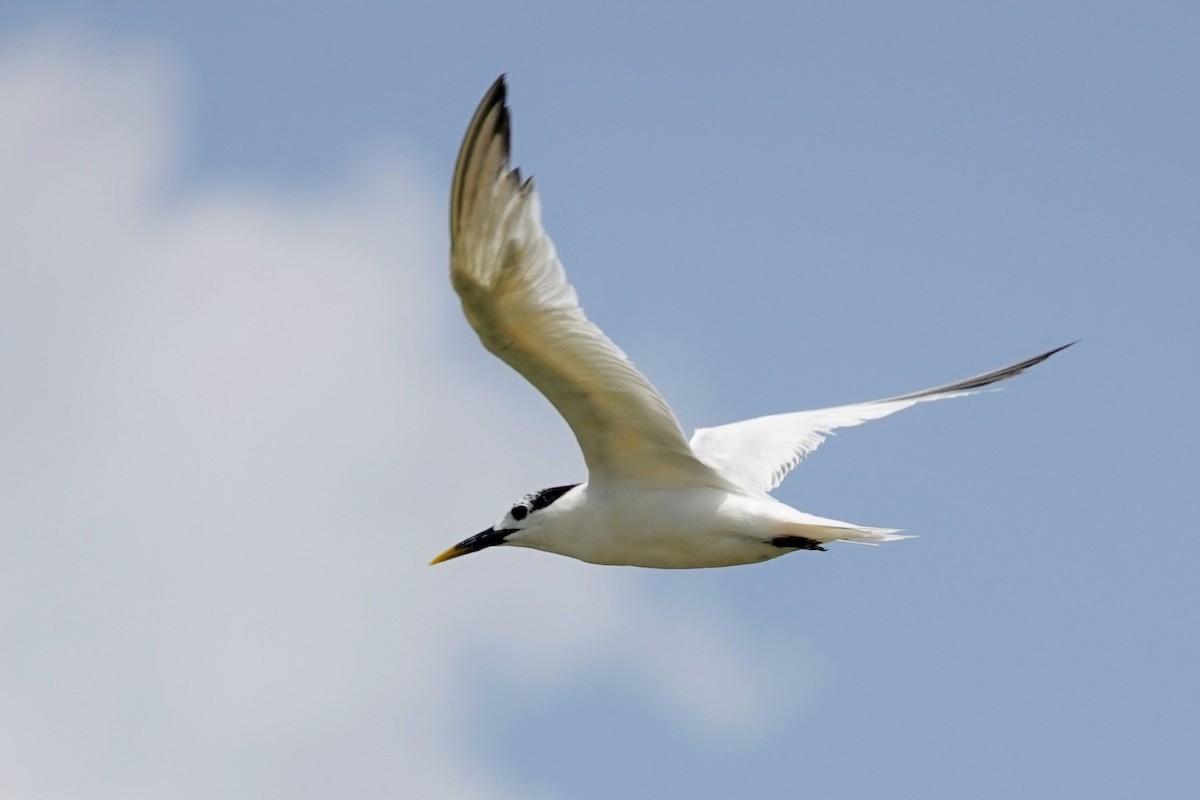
[451,77,729,488]
[690,342,1075,493]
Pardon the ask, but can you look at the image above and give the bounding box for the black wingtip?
[451,75,515,232]
[1015,339,1079,372]
[1044,339,1079,357]
[480,74,508,118]
[877,339,1079,403]
[483,75,511,156]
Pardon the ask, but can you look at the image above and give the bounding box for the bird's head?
[429,483,581,565]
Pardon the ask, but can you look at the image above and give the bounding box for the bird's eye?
[511,505,528,521]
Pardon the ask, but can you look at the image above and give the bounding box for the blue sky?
[1,2,1197,798]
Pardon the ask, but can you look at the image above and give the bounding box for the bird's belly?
[574,528,779,568]
[557,495,786,569]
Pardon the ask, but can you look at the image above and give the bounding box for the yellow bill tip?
[429,545,469,566]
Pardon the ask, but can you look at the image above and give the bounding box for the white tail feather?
[831,526,913,546]
[784,510,912,547]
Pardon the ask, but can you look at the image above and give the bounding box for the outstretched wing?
[689,342,1075,493]
[451,77,729,488]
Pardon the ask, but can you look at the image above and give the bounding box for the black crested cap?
[523,484,579,513]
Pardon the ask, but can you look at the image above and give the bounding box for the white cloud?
[0,30,816,798]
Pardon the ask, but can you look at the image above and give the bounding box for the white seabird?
[431,77,1073,569]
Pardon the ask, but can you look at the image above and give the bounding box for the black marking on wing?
[876,341,1078,403]
[525,484,580,512]
[450,75,510,237]
[771,536,827,552]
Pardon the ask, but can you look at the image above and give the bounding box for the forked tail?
[827,525,912,546]
[783,512,913,547]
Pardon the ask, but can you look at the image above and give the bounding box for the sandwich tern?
[431,76,1073,569]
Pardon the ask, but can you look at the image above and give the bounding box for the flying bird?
[431,76,1072,569]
